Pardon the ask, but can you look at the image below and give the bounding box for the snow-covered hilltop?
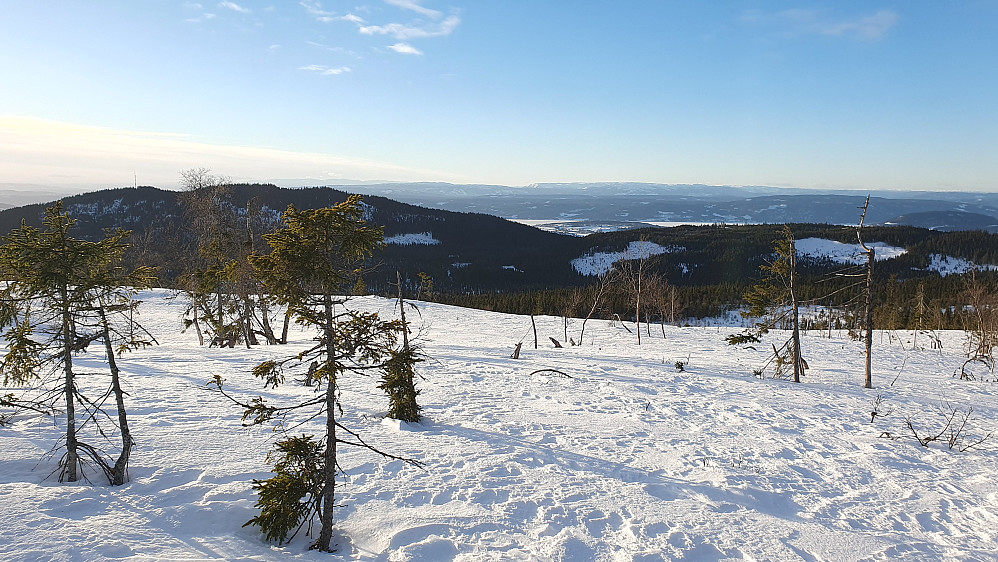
[2,291,996,560]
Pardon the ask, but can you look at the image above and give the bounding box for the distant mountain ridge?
[885,210,998,232]
[3,181,997,232]
[329,182,998,232]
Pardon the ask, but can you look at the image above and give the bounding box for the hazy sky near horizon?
[1,1,996,192]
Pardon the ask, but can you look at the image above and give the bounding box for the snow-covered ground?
[2,291,998,560]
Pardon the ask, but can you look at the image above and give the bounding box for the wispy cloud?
[385,0,442,19]
[298,64,352,75]
[185,12,217,23]
[340,13,365,24]
[306,40,342,52]
[218,1,251,14]
[388,42,423,55]
[300,0,336,21]
[300,0,365,24]
[359,14,459,40]
[743,9,898,42]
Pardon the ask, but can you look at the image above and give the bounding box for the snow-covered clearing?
[384,232,440,246]
[2,291,998,560]
[927,254,998,277]
[795,238,907,264]
[573,241,683,276]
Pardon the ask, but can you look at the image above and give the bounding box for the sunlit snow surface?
[794,238,907,263]
[2,291,998,560]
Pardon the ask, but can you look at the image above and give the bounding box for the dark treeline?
[428,272,998,331]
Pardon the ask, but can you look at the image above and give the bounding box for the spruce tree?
[740,225,805,382]
[212,195,421,552]
[380,271,422,423]
[0,203,156,483]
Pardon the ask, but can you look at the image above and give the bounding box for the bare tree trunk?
[241,300,253,349]
[858,195,875,389]
[280,309,291,344]
[635,264,642,346]
[864,248,875,388]
[316,294,337,552]
[397,272,410,352]
[789,239,803,383]
[531,314,538,349]
[98,305,132,486]
[670,290,676,325]
[192,303,204,346]
[258,295,278,345]
[217,287,224,341]
[61,305,79,482]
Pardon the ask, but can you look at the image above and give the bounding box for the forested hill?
[0,184,585,291]
[1,185,998,299]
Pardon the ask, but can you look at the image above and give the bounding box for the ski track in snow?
[2,291,998,560]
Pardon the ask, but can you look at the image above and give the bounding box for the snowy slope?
[2,291,998,561]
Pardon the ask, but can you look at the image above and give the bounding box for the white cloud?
[217,1,250,14]
[298,64,352,75]
[359,14,459,40]
[388,42,423,55]
[385,0,442,19]
[743,9,898,42]
[0,116,456,189]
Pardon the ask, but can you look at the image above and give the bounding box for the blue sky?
[1,1,996,191]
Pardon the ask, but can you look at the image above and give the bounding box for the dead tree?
[857,195,875,389]
[579,269,619,344]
